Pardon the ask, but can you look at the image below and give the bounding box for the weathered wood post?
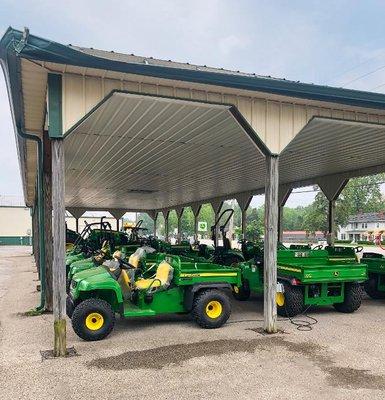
[43,131,53,312]
[191,204,202,243]
[48,73,66,356]
[75,218,79,233]
[153,212,158,237]
[52,138,67,356]
[328,200,336,246]
[264,155,279,333]
[116,218,120,231]
[176,207,184,243]
[163,210,170,242]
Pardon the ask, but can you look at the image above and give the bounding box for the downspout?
[18,129,46,312]
[3,28,46,312]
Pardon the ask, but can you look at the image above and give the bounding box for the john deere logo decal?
[333,271,340,277]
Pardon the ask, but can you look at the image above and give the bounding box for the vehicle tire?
[232,282,251,301]
[277,283,304,317]
[192,289,231,329]
[364,275,385,299]
[333,282,362,313]
[72,298,115,341]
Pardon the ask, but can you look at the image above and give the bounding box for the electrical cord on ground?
[228,305,318,331]
[283,304,318,331]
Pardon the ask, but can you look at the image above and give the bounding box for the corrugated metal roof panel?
[64,92,265,210]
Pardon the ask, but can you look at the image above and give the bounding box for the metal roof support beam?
[264,155,279,334]
[175,207,184,244]
[278,185,293,243]
[317,177,349,202]
[235,193,253,239]
[317,177,349,246]
[66,207,86,220]
[109,209,126,231]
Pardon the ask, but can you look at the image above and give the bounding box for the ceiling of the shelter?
[280,117,385,186]
[64,92,266,210]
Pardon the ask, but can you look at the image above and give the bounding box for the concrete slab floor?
[0,246,384,400]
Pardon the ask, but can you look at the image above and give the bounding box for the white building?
[338,212,385,242]
[0,195,32,245]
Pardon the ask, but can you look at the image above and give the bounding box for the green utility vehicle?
[234,249,367,317]
[361,252,385,299]
[67,252,241,341]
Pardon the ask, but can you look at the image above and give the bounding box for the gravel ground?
[1,246,385,400]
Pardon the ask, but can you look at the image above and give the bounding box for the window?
[341,234,346,240]
[377,223,380,228]
[362,223,367,229]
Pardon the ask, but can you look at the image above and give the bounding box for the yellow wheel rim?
[85,312,104,331]
[205,300,222,319]
[276,292,285,307]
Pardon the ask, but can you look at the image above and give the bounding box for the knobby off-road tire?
[192,289,231,329]
[277,283,304,317]
[72,298,115,341]
[333,282,362,313]
[364,275,385,299]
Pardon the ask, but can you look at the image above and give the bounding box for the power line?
[326,51,385,85]
[341,63,385,87]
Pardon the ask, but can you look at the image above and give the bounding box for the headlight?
[70,280,77,289]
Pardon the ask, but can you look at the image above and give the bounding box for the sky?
[2,0,385,208]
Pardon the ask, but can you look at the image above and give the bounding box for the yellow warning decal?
[277,265,302,273]
[180,272,238,278]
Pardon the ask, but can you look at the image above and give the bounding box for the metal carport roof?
[64,91,267,211]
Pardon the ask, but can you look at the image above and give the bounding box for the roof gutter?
[2,27,385,110]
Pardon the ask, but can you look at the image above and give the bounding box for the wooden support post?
[75,218,79,233]
[264,155,279,334]
[241,210,247,239]
[32,205,40,271]
[163,210,170,242]
[52,139,67,357]
[175,207,184,244]
[153,213,158,237]
[278,206,284,243]
[328,200,335,246]
[116,218,120,231]
[191,205,202,243]
[43,132,53,311]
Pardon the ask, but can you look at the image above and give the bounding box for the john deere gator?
[234,248,367,317]
[361,252,385,299]
[67,250,241,341]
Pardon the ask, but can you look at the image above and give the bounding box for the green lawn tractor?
[234,248,367,317]
[361,252,385,299]
[67,251,241,341]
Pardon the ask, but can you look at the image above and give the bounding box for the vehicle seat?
[134,261,173,291]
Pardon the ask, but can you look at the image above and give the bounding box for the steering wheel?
[355,246,363,253]
[312,244,323,250]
